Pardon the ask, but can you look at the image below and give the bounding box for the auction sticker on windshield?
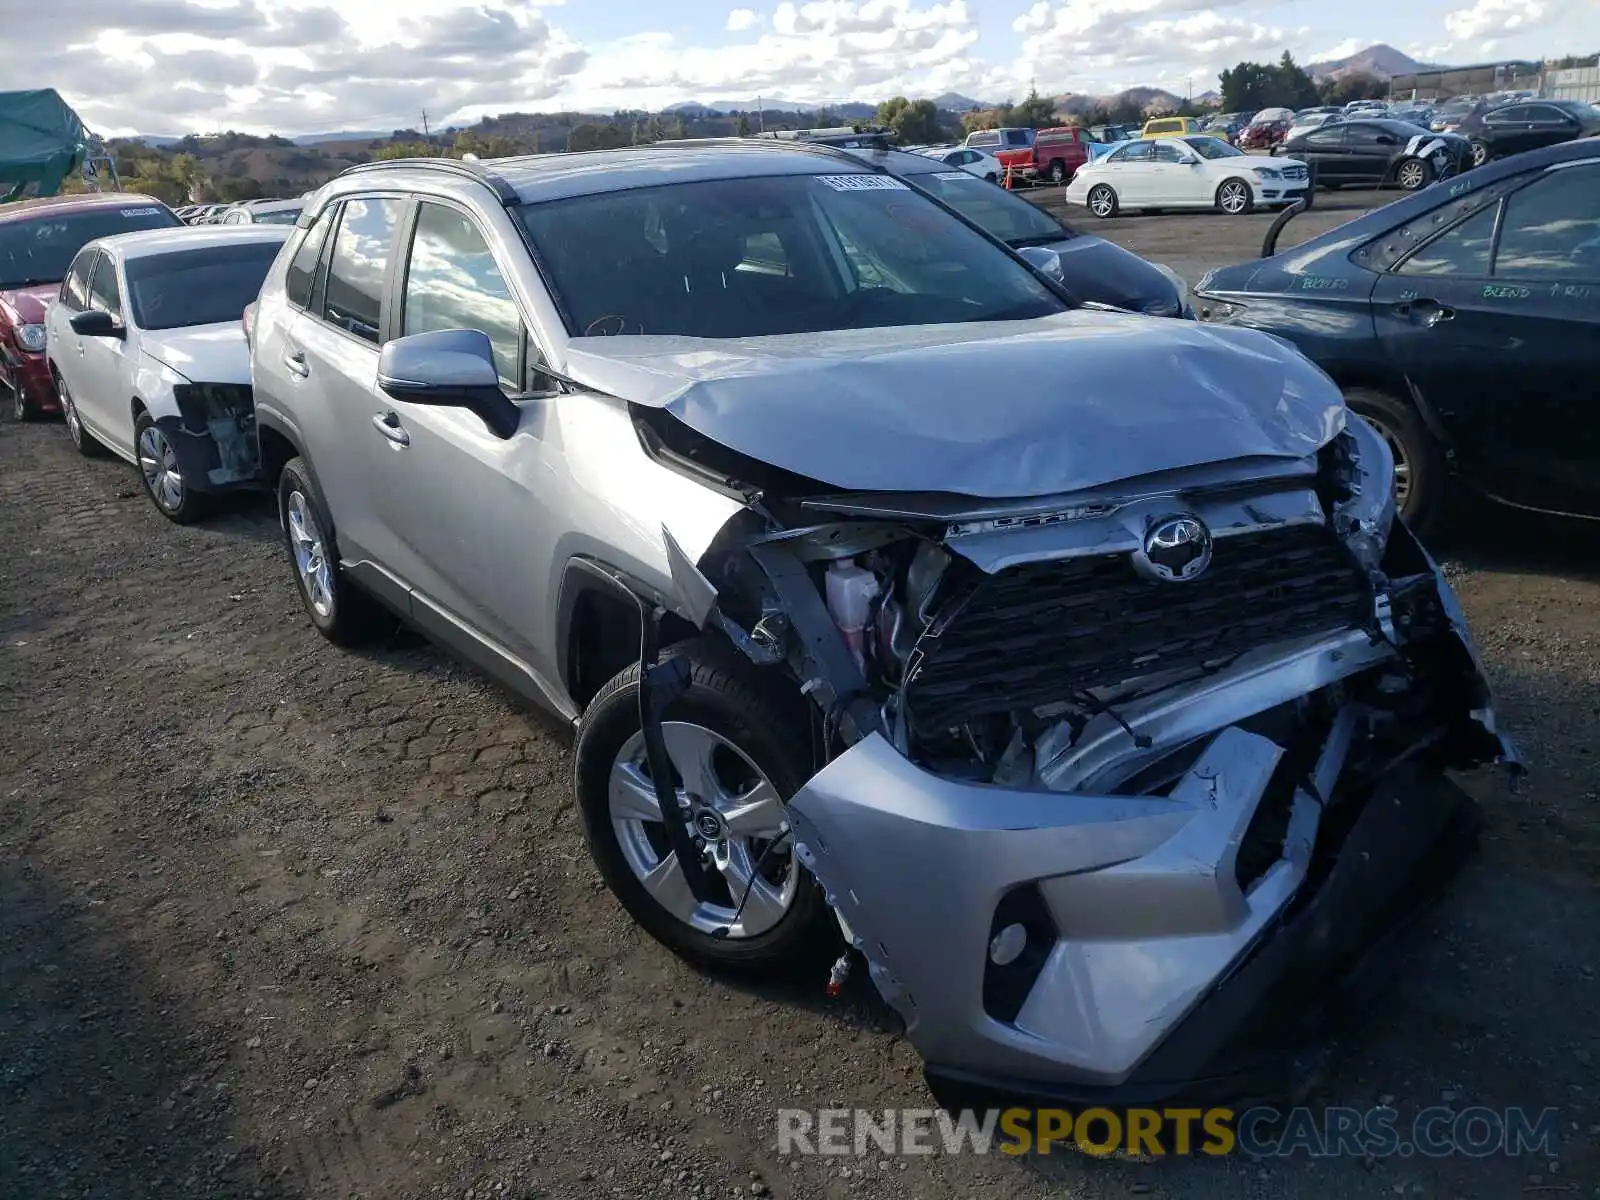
[120,208,163,216]
[815,175,909,191]
[933,172,979,182]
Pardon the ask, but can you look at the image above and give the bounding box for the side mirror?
[377,328,519,440]
[1180,154,1200,165]
[1017,245,1065,283]
[70,309,123,339]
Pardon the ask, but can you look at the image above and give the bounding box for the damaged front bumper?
[157,383,261,493]
[784,535,1516,1106]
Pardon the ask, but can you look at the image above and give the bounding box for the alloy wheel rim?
[609,721,799,939]
[1090,187,1113,216]
[1221,183,1247,213]
[63,392,80,443]
[286,489,335,618]
[1360,414,1413,511]
[1472,142,1488,167]
[137,425,184,511]
[1399,162,1424,189]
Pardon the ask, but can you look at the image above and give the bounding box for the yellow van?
[1140,116,1202,138]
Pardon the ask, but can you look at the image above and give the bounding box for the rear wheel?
[57,374,107,457]
[1469,139,1490,168]
[9,380,39,422]
[1087,184,1118,219]
[1216,178,1254,215]
[574,640,833,973]
[1395,157,1432,191]
[1048,159,1068,184]
[1343,387,1446,534]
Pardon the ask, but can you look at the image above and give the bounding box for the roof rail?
[336,156,519,204]
[643,136,888,169]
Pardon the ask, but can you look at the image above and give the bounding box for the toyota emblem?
[1132,514,1213,583]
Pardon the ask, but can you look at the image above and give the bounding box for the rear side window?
[285,208,334,309]
[322,197,404,343]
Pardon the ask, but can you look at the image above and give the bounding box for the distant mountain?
[130,135,184,147]
[292,130,392,145]
[1307,43,1438,80]
[931,92,988,111]
[1052,86,1184,116]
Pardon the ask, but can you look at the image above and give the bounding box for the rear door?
[1298,125,1349,182]
[1370,158,1600,514]
[283,194,409,567]
[1481,104,1534,156]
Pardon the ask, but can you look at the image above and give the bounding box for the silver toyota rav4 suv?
[250,144,1515,1109]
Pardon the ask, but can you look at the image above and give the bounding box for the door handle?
[1410,298,1455,327]
[371,410,410,447]
[284,351,310,379]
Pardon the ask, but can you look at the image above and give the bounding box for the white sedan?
[916,145,1004,183]
[44,225,290,522]
[1065,135,1311,218]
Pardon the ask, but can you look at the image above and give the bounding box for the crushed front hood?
[562,311,1344,498]
[139,322,251,384]
[0,283,57,324]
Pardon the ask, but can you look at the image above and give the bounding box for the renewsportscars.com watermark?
[777,1106,1561,1159]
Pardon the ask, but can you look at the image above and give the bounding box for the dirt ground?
[3,191,1599,1200]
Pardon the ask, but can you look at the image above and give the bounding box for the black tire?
[574,639,834,974]
[1395,156,1433,191]
[276,455,381,645]
[1048,159,1068,184]
[1469,139,1490,168]
[56,372,108,457]
[133,411,211,524]
[984,172,998,183]
[1086,183,1118,219]
[1343,387,1446,534]
[1216,178,1254,216]
[9,379,39,422]
[1321,181,1341,191]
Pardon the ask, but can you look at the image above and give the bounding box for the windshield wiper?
[1006,234,1067,248]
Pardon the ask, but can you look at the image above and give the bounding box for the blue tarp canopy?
[0,89,89,201]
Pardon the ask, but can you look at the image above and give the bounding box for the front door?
[363,200,562,681]
[1370,159,1600,514]
[1105,142,1156,204]
[77,251,135,451]
[1341,123,1402,185]
[1146,140,1193,202]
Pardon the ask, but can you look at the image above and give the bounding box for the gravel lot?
[3,190,1598,1200]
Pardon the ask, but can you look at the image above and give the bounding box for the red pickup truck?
[962,126,1091,184]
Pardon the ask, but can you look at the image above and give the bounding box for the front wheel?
[1216,179,1254,216]
[1087,183,1118,219]
[10,380,39,422]
[1395,157,1433,191]
[1343,387,1446,534]
[135,412,210,523]
[574,641,833,973]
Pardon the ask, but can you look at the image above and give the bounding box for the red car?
[0,192,180,420]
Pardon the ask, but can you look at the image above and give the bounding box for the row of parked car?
[0,132,1581,1115]
[174,196,307,227]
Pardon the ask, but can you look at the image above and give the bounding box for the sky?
[9,0,1596,137]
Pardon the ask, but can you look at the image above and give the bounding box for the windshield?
[518,173,1068,339]
[126,240,283,331]
[906,170,1071,245]
[254,207,302,226]
[0,204,178,289]
[1183,136,1244,160]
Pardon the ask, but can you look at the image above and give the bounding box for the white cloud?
[1443,0,1548,43]
[726,7,761,30]
[1307,37,1364,63]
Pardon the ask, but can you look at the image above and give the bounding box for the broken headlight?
[1328,413,1397,573]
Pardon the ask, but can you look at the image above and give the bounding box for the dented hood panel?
[561,311,1345,499]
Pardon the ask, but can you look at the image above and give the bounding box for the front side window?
[0,204,178,289]
[285,208,334,309]
[59,252,94,311]
[1493,164,1600,280]
[1151,142,1186,163]
[1397,203,1497,277]
[401,203,523,385]
[86,254,122,318]
[255,207,302,226]
[322,196,404,343]
[517,173,1067,339]
[907,171,1067,244]
[1184,136,1243,160]
[126,241,285,331]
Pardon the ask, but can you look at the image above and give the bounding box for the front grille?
[902,525,1371,736]
[1282,165,1308,180]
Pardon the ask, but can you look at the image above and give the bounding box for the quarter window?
[322,196,404,343]
[86,254,122,318]
[401,203,524,384]
[1397,204,1497,277]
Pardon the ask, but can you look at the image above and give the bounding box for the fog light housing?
[981,884,1056,1024]
[989,923,1028,966]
